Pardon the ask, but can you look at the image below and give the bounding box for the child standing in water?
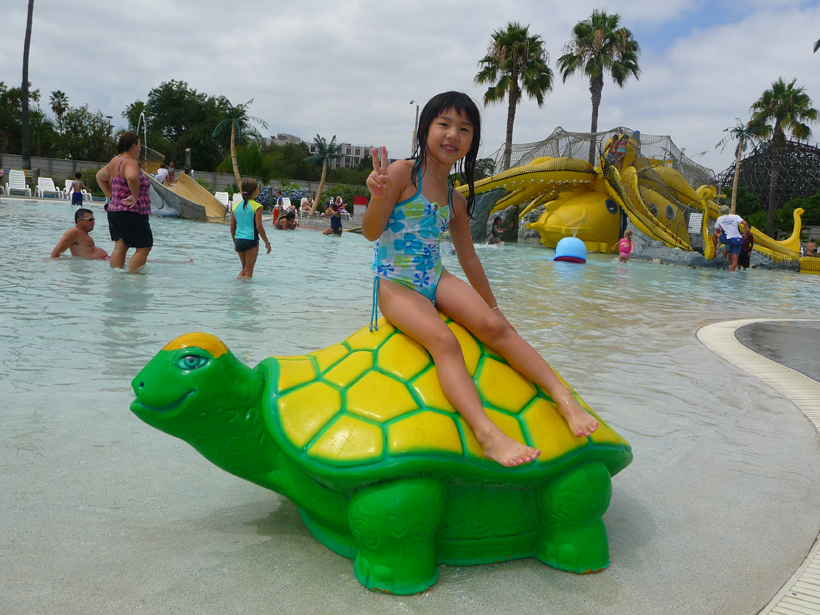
[230,178,271,279]
[612,230,634,262]
[363,92,598,468]
[487,216,503,245]
[68,172,88,207]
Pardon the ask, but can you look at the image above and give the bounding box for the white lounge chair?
[214,191,230,207]
[36,177,62,199]
[5,169,31,197]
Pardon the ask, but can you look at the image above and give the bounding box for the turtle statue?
[130,316,632,595]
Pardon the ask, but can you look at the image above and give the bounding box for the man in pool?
[51,208,108,260]
[712,205,745,272]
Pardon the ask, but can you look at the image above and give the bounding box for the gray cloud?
[2,0,818,178]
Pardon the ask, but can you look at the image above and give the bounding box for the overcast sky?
[2,0,819,175]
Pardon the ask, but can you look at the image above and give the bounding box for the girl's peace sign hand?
[366,146,391,199]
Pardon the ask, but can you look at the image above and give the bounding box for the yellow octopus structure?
[460,135,804,264]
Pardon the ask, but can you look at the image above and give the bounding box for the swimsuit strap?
[413,169,423,200]
[369,277,381,332]
[116,157,127,177]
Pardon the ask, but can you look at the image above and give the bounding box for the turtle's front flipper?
[348,478,445,595]
[536,461,612,573]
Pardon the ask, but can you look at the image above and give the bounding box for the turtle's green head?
[130,333,271,477]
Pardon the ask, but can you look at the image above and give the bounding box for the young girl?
[323,203,343,236]
[612,230,634,262]
[604,136,620,167]
[230,178,271,279]
[363,92,598,468]
[615,136,628,171]
[488,216,503,245]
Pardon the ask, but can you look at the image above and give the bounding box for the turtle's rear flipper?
[348,477,445,594]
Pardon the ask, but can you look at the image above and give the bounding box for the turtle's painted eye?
[177,354,209,370]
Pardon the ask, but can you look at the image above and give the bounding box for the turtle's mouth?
[131,389,196,417]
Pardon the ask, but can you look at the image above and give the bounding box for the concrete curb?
[698,319,820,615]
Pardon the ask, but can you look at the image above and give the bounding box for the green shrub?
[783,193,820,226]
[717,187,762,218]
[195,177,215,192]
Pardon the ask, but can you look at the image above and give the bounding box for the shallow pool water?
[2,198,819,614]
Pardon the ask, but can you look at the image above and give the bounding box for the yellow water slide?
[140,149,226,220]
[460,157,621,252]
[159,173,227,220]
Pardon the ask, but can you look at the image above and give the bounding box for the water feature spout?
[136,111,148,166]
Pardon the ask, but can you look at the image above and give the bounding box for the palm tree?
[50,90,69,134]
[21,0,35,170]
[474,22,554,171]
[304,135,343,216]
[211,98,268,186]
[716,119,765,214]
[750,78,818,236]
[558,9,640,164]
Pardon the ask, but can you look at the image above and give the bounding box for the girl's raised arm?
[361,147,410,241]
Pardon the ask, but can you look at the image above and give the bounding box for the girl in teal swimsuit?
[363,92,599,468]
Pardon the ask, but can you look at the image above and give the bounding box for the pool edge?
[697,318,820,615]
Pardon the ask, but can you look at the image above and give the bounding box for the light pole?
[409,100,419,154]
[105,116,114,154]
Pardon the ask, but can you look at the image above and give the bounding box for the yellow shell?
[271,317,628,467]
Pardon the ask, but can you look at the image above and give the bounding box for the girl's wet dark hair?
[240,178,258,210]
[411,92,481,217]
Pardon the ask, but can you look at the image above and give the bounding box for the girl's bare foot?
[558,396,598,437]
[477,428,541,467]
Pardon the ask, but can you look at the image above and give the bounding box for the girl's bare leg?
[109,239,128,269]
[128,247,151,272]
[435,271,598,437]
[243,246,260,278]
[378,279,540,467]
[237,250,247,278]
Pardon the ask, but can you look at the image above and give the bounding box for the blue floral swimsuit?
[370,174,452,329]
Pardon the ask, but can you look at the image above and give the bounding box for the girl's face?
[426,107,474,165]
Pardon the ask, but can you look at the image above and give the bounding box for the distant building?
[266,134,396,169]
[308,142,375,170]
[265,133,303,147]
